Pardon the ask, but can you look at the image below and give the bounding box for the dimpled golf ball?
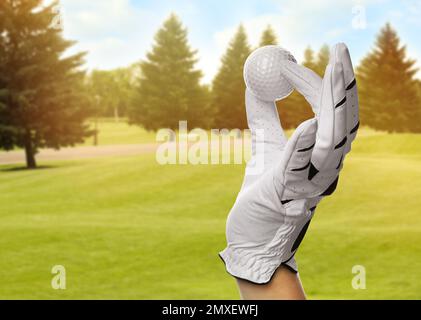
[244,45,297,102]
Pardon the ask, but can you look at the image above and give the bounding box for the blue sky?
[54,0,421,83]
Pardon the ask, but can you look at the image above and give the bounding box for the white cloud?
[54,0,163,70]
[202,0,390,83]
[205,14,314,83]
[48,0,420,82]
[207,9,342,82]
[61,0,140,36]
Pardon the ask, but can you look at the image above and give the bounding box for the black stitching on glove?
[350,122,360,134]
[297,143,316,153]
[335,137,348,149]
[346,78,357,90]
[320,176,339,196]
[291,220,311,252]
[335,97,347,109]
[308,162,319,180]
[292,161,311,172]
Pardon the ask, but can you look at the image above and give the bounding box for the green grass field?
[83,118,157,146]
[0,128,421,299]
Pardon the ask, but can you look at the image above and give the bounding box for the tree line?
[0,1,421,169]
[93,15,421,133]
[90,17,334,130]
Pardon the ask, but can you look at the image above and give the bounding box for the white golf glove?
[219,43,359,284]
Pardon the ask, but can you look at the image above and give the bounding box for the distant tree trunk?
[24,130,37,169]
[93,118,98,146]
[114,106,120,123]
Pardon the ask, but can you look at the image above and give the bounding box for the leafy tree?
[212,25,251,129]
[88,67,134,121]
[112,68,135,120]
[259,25,278,47]
[0,0,92,168]
[130,14,210,131]
[88,70,117,118]
[357,23,421,132]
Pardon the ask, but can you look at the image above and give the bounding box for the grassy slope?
[0,129,420,299]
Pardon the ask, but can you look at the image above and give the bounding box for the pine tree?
[0,0,92,169]
[277,91,302,130]
[314,44,330,77]
[357,23,421,132]
[278,47,318,129]
[303,46,317,70]
[259,25,278,47]
[212,25,251,129]
[130,14,209,131]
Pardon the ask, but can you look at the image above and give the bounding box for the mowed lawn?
[0,129,421,299]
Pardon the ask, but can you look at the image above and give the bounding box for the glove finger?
[277,118,322,200]
[244,89,288,180]
[279,61,322,114]
[335,43,360,154]
[246,89,288,150]
[310,57,347,182]
[324,60,347,172]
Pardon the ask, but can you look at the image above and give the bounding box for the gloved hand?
[219,43,360,284]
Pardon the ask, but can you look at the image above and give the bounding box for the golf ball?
[244,45,297,102]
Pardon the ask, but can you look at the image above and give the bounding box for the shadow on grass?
[0,165,58,172]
